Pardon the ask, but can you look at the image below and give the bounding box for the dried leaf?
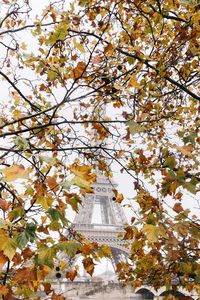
[1,164,29,182]
[66,270,77,281]
[82,257,95,276]
[128,74,141,88]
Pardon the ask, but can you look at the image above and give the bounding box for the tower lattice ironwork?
[73,170,129,267]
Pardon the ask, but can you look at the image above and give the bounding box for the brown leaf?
[173,203,184,213]
[72,61,86,78]
[0,198,11,211]
[21,248,34,260]
[12,253,21,266]
[43,282,52,295]
[12,267,37,283]
[66,270,77,281]
[45,176,59,192]
[0,285,9,296]
[0,251,8,273]
[104,43,114,56]
[82,257,95,276]
[123,226,134,240]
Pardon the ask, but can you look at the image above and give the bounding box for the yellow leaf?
[1,164,29,182]
[69,165,96,192]
[0,234,17,260]
[36,195,52,210]
[128,74,141,88]
[21,42,27,50]
[73,38,85,53]
[142,224,160,243]
[70,176,93,193]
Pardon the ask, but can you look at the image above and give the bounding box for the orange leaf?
[45,176,59,192]
[12,267,37,283]
[66,270,77,281]
[0,285,9,296]
[72,61,86,78]
[128,74,141,88]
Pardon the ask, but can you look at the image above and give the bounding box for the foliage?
[0,0,199,298]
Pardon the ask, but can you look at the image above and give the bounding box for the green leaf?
[48,208,61,221]
[37,245,56,268]
[8,207,24,221]
[164,156,176,169]
[48,209,68,227]
[25,222,37,242]
[49,220,61,231]
[14,137,29,150]
[128,120,145,135]
[47,23,68,45]
[57,241,80,257]
[16,232,29,249]
[16,223,37,248]
[67,195,82,213]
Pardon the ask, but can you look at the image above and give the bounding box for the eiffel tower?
[73,169,129,267]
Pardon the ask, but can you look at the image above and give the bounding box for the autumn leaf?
[174,145,194,157]
[0,251,8,272]
[128,120,145,134]
[0,234,17,260]
[1,164,30,182]
[98,244,111,258]
[128,74,141,88]
[12,267,37,283]
[173,203,184,213]
[66,269,77,281]
[123,226,134,240]
[112,189,124,203]
[72,61,86,78]
[0,285,9,297]
[104,43,114,56]
[45,176,59,192]
[51,292,65,300]
[69,164,96,193]
[82,257,95,276]
[142,224,166,243]
[0,198,11,211]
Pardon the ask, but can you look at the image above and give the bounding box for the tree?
[0,0,199,298]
